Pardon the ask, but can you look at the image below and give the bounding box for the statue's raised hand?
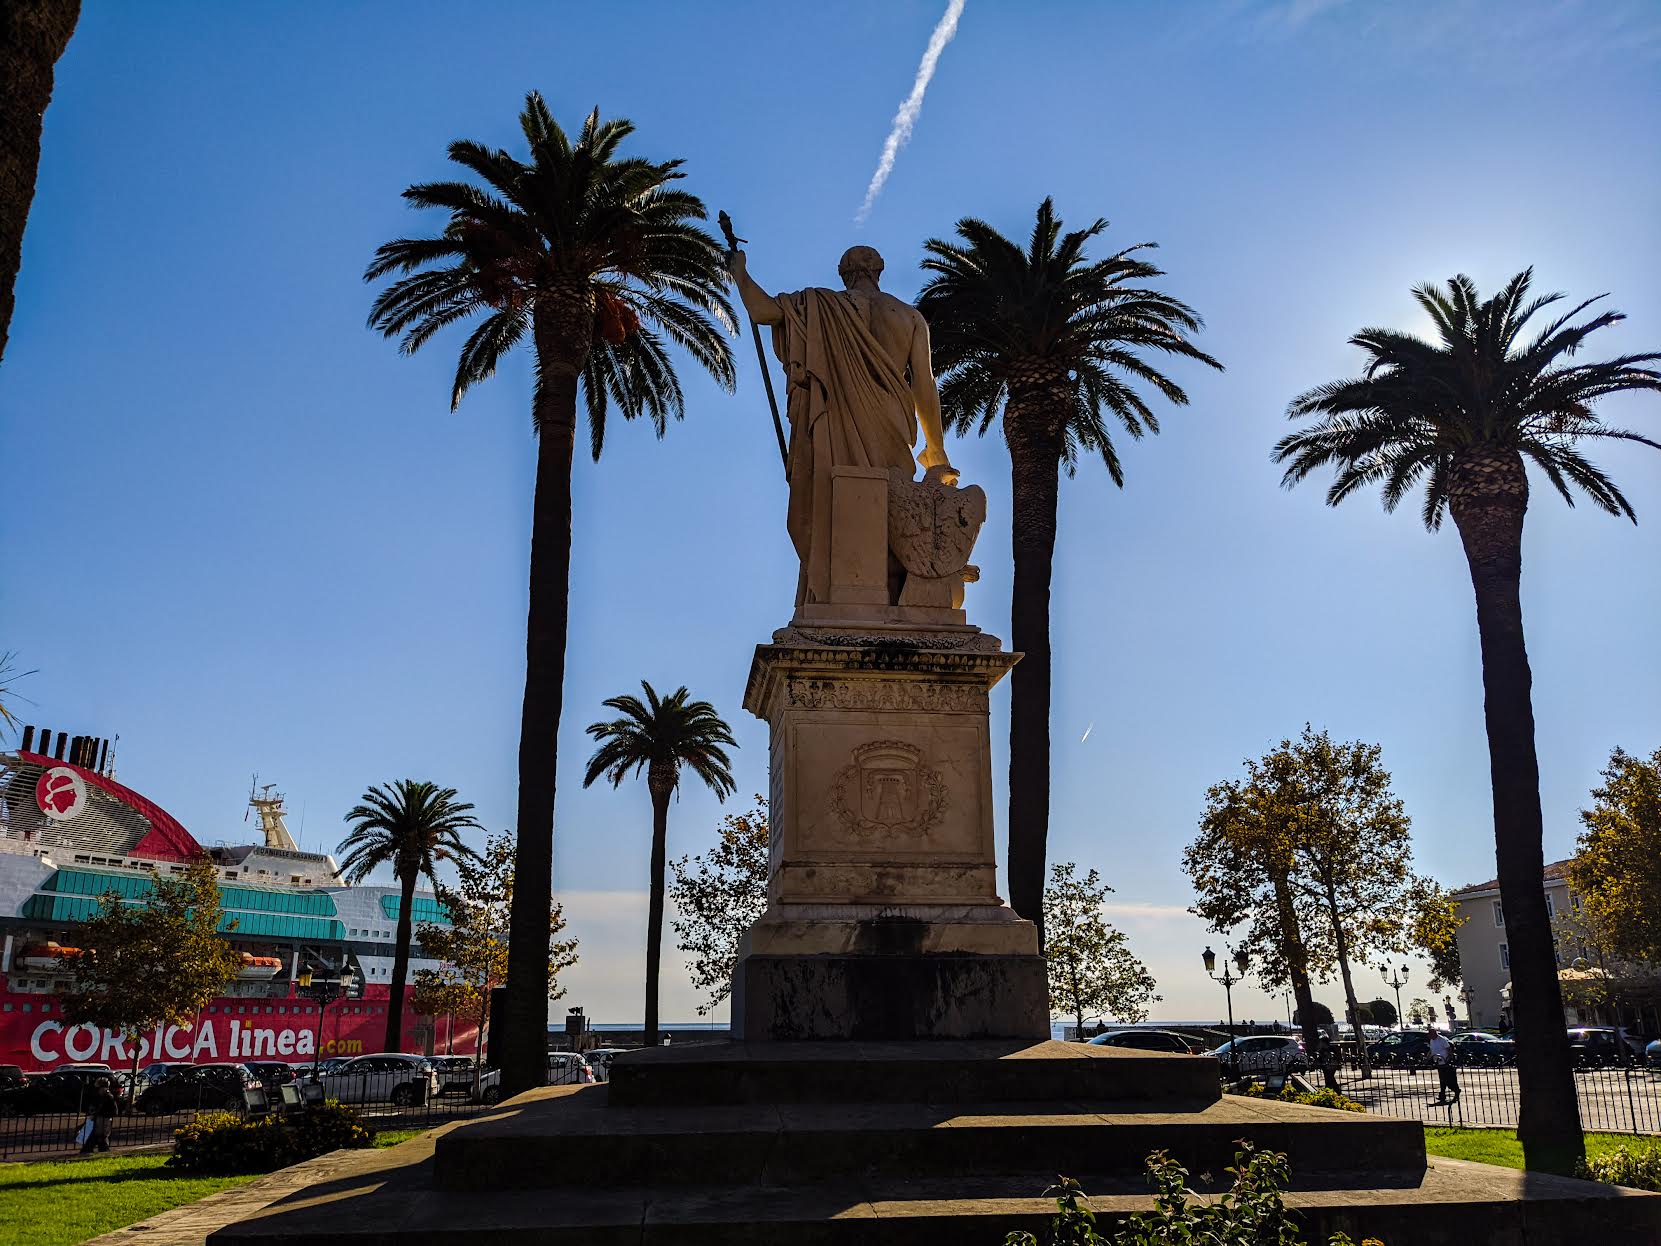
[725,249,748,283]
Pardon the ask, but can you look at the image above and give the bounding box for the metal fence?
[1323,1053,1661,1134]
[0,1088,494,1160]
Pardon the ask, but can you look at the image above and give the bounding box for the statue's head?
[838,245,884,288]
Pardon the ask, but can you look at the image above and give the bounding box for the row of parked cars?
[0,1048,616,1118]
[1085,1024,1661,1073]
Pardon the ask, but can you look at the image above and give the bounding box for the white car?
[584,1048,627,1083]
[474,1052,596,1104]
[1211,1035,1308,1074]
[318,1054,438,1106]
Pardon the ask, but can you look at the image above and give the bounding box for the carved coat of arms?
[888,467,986,609]
[829,741,948,837]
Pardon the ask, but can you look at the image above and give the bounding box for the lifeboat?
[236,952,283,980]
[15,943,81,971]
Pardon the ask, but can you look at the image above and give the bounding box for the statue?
[728,245,980,612]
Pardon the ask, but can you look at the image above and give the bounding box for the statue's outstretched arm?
[726,251,782,325]
[911,312,950,470]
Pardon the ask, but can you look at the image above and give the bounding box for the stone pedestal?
[731,627,1046,1040]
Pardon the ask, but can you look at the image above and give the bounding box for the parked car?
[1087,1030,1203,1055]
[318,1054,438,1106]
[243,1061,297,1093]
[0,1065,116,1117]
[470,1051,597,1105]
[1366,1030,1433,1066]
[1449,1032,1516,1065]
[584,1048,627,1083]
[427,1056,484,1097]
[1210,1035,1307,1074]
[0,1065,25,1092]
[1566,1027,1642,1064]
[135,1063,262,1115]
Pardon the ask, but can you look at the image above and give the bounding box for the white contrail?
[855,0,966,225]
[1080,722,1093,744]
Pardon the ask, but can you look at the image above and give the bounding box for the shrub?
[1580,1139,1661,1192]
[1005,1143,1383,1246]
[1241,1084,1365,1114]
[170,1103,374,1175]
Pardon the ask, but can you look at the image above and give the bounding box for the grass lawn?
[0,1127,431,1246]
[1425,1126,1645,1170]
[0,1153,256,1246]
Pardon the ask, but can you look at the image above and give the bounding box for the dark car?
[244,1061,296,1093]
[1366,1030,1433,1066]
[1566,1027,1640,1065]
[1087,1030,1202,1055]
[0,1064,24,1092]
[1450,1032,1516,1066]
[135,1063,261,1115]
[0,1065,114,1117]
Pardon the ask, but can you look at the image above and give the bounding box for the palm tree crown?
[583,681,737,799]
[364,92,736,454]
[919,196,1222,479]
[1273,270,1661,526]
[339,780,481,887]
[339,779,481,1052]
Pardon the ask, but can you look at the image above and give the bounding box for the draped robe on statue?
[770,288,918,606]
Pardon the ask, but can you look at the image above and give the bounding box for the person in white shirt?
[1428,1027,1460,1105]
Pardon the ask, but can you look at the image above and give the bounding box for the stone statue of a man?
[728,245,954,608]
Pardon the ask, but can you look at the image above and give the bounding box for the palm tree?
[1274,270,1661,1174]
[1,0,80,362]
[365,94,735,1092]
[338,780,481,1052]
[583,682,736,1046]
[917,198,1221,944]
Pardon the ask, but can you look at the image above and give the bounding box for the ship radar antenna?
[247,778,299,853]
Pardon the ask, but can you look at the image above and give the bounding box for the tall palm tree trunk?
[0,0,78,362]
[1451,453,1584,1174]
[501,327,581,1094]
[384,868,417,1052]
[645,764,674,1047]
[1006,417,1060,946]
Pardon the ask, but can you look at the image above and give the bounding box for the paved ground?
[1336,1065,1661,1133]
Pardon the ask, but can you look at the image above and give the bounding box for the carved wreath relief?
[829,741,947,837]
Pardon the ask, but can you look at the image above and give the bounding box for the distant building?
[1451,861,1660,1034]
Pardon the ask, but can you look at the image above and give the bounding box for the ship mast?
[247,779,300,853]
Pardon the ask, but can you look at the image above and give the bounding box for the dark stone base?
[730,953,1049,1040]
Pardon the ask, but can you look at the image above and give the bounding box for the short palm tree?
[338,780,481,1052]
[917,198,1221,943]
[583,682,736,1046]
[365,94,734,1092]
[1274,269,1661,1174]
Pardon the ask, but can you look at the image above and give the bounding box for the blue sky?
[5,1,1659,1023]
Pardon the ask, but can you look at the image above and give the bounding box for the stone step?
[208,1131,1661,1246]
[431,1085,1424,1190]
[605,1038,1222,1107]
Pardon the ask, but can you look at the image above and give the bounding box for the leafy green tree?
[1042,862,1159,1039]
[1186,749,1335,1073]
[365,94,734,1093]
[666,797,769,1015]
[1,0,79,361]
[415,830,577,1092]
[1565,747,1661,965]
[918,199,1221,945]
[56,857,244,1089]
[1293,1001,1334,1026]
[338,780,481,1052]
[1275,271,1661,1172]
[584,681,736,1046]
[1365,997,1398,1028]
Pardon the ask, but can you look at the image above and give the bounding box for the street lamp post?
[1203,945,1251,1082]
[1382,963,1409,1030]
[296,964,357,1080]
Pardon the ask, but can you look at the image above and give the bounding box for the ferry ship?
[0,725,478,1071]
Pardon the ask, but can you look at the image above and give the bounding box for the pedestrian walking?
[81,1077,118,1154]
[1427,1026,1460,1106]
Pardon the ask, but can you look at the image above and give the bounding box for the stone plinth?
[732,628,1045,1040]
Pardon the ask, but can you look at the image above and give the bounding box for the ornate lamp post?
[1382,963,1409,1030]
[1203,945,1250,1081]
[296,963,357,1081]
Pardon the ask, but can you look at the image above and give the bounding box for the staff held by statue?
[718,210,788,473]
